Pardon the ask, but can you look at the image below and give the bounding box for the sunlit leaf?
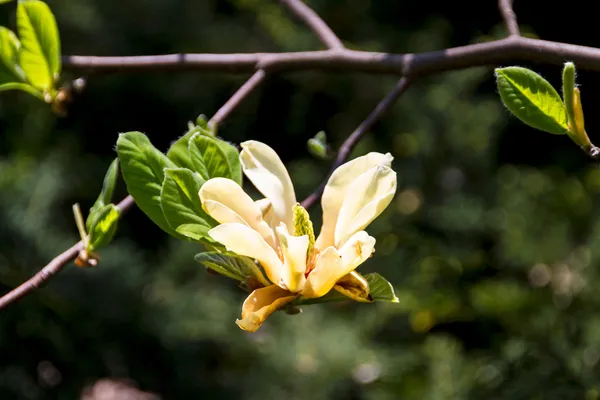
[0,27,26,84]
[17,0,61,91]
[87,204,119,252]
[160,167,215,241]
[194,251,267,283]
[495,67,568,134]
[116,131,182,238]
[365,273,399,302]
[86,158,119,231]
[189,133,236,182]
[167,130,197,170]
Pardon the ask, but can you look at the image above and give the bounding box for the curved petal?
[333,271,372,303]
[208,223,283,286]
[301,246,341,299]
[255,198,276,228]
[240,141,296,230]
[303,231,376,298]
[236,285,298,332]
[315,152,393,250]
[200,178,275,247]
[334,165,396,248]
[275,223,309,293]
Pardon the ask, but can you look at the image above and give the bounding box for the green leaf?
[216,139,242,185]
[495,67,568,135]
[160,167,215,241]
[194,251,267,284]
[0,0,14,4]
[166,130,196,170]
[17,0,61,91]
[116,131,182,238]
[0,27,26,84]
[0,82,43,98]
[86,158,119,231]
[365,273,399,302]
[87,204,119,252]
[189,133,236,182]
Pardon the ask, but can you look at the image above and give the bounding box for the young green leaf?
[365,273,399,302]
[166,130,196,170]
[116,131,183,238]
[87,204,119,252]
[189,133,235,182]
[215,139,242,185]
[495,67,568,134]
[194,251,268,285]
[0,27,26,84]
[17,0,61,91]
[160,167,215,241]
[86,158,119,231]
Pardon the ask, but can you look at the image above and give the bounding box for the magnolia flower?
[199,141,397,332]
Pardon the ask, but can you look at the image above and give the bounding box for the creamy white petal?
[208,223,283,286]
[334,165,396,248]
[199,178,275,247]
[303,231,375,298]
[315,152,393,250]
[301,246,341,298]
[255,198,276,229]
[275,223,309,293]
[240,141,296,230]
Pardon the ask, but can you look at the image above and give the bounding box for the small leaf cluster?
[495,62,597,156]
[116,119,264,286]
[0,0,61,104]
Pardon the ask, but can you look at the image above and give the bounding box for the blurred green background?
[3,0,600,398]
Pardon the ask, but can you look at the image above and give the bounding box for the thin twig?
[499,0,520,37]
[301,77,412,209]
[0,195,135,310]
[63,37,600,76]
[209,70,266,127]
[280,0,344,49]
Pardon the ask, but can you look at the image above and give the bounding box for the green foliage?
[160,167,214,241]
[0,27,25,85]
[195,251,268,285]
[86,158,119,230]
[189,132,242,184]
[307,131,329,159]
[117,131,183,238]
[365,273,399,302]
[16,0,61,93]
[118,130,242,242]
[495,67,568,134]
[87,203,119,252]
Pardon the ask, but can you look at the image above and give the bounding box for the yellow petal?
[240,141,296,230]
[199,178,275,247]
[333,271,372,303]
[208,223,283,286]
[275,223,309,293]
[236,285,298,332]
[315,152,393,250]
[303,231,376,298]
[334,165,396,248]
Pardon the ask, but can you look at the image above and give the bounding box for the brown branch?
[499,0,520,37]
[301,77,412,209]
[62,37,600,76]
[280,0,344,49]
[209,70,266,127]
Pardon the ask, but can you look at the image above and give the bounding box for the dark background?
[3,0,600,398]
